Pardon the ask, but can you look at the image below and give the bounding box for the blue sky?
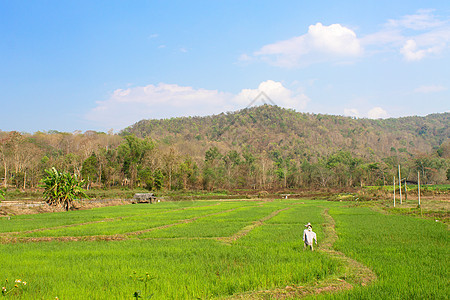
[1,0,449,133]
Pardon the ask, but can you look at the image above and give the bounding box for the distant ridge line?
[245,91,278,108]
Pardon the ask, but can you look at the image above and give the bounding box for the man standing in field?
[303,222,317,251]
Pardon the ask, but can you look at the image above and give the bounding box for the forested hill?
[121,105,449,159]
[1,105,448,191]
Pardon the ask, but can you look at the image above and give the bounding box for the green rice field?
[0,199,448,299]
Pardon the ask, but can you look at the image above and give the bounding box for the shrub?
[41,167,87,211]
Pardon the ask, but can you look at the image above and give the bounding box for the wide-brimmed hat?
[305,222,312,228]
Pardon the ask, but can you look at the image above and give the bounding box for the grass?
[315,206,449,299]
[0,199,342,299]
[17,202,244,238]
[0,198,448,299]
[364,183,450,193]
[0,200,223,234]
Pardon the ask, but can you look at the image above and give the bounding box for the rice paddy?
[0,199,448,299]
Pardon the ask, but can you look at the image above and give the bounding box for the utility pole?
[398,165,402,205]
[418,171,421,207]
[393,176,396,207]
[404,179,407,201]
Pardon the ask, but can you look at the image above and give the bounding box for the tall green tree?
[117,135,155,187]
[178,157,198,190]
[203,146,224,190]
[81,153,99,188]
[153,169,164,190]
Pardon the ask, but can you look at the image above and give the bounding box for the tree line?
[1,127,448,192]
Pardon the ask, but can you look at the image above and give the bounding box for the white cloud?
[248,10,449,67]
[252,23,362,67]
[386,9,446,30]
[308,23,362,55]
[344,108,360,118]
[238,53,252,62]
[401,39,426,61]
[86,83,231,129]
[363,9,450,61]
[414,85,447,93]
[343,106,391,119]
[234,80,310,110]
[86,81,309,130]
[400,39,443,61]
[368,107,388,119]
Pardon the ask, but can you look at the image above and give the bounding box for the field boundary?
[0,218,118,237]
[0,205,246,243]
[319,208,377,287]
[0,202,223,237]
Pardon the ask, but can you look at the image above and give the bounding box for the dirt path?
[227,208,377,299]
[0,218,119,237]
[318,208,377,287]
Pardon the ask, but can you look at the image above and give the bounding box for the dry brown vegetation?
[1,106,448,193]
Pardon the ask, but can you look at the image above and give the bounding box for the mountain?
[1,105,447,191]
[121,105,449,161]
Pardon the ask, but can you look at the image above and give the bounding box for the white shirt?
[303,228,317,245]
